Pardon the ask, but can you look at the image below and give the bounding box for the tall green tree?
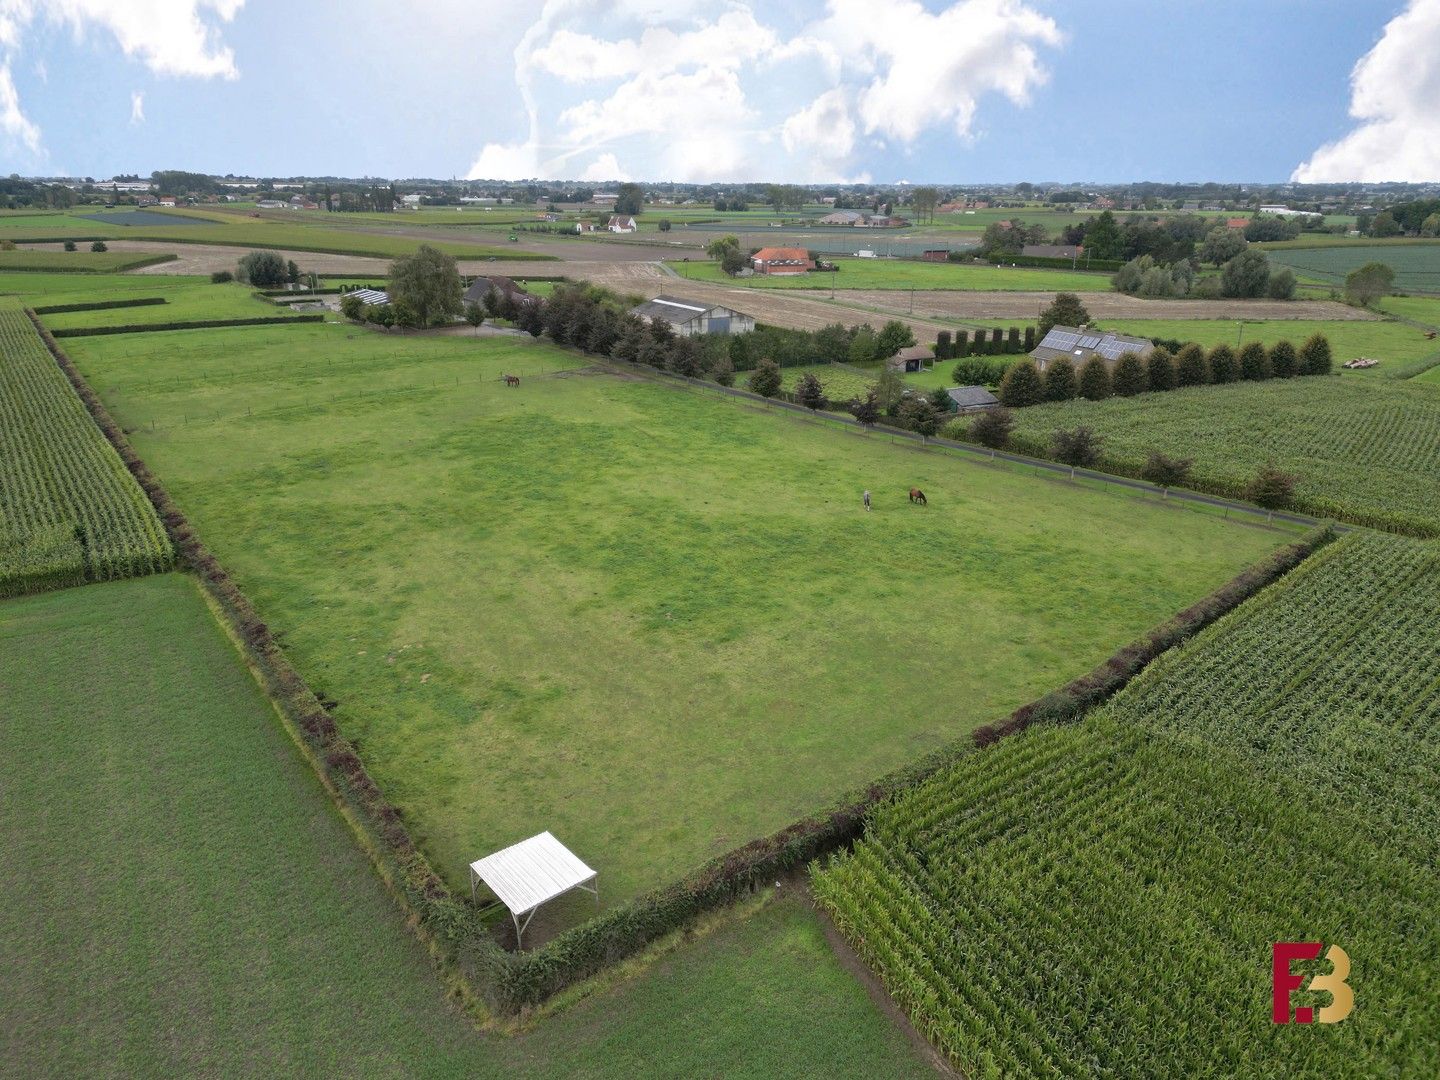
[1037,293,1091,338]
[1083,211,1122,260]
[1344,262,1396,307]
[900,395,942,440]
[236,250,287,288]
[1299,334,1333,376]
[1145,347,1176,392]
[1078,356,1112,400]
[1111,352,1147,396]
[876,320,916,358]
[969,406,1015,458]
[1199,227,1246,266]
[613,183,644,215]
[1207,344,1240,383]
[389,244,463,325]
[464,302,486,335]
[1219,250,1272,298]
[1269,339,1299,378]
[795,372,826,410]
[1245,463,1299,521]
[1174,343,1209,386]
[1238,341,1271,380]
[1043,357,1078,401]
[849,390,880,426]
[747,359,782,398]
[998,360,1045,408]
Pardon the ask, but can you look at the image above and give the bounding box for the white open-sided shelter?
[469,831,598,948]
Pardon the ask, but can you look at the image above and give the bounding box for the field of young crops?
[0,301,171,596]
[814,532,1440,1077]
[1000,377,1440,535]
[1266,242,1440,294]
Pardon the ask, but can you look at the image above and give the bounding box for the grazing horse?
[909,488,927,506]
[503,374,521,387]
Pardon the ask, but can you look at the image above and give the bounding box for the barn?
[629,295,755,337]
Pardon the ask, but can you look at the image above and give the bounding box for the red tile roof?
[752,247,810,263]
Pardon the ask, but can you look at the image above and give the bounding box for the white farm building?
[629,295,755,337]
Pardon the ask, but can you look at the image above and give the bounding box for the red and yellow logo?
[1272,942,1353,1024]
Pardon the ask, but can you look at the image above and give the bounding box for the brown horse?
[503,374,521,387]
[909,488,927,505]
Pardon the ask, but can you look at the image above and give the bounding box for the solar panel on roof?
[1078,334,1102,349]
[1046,331,1079,349]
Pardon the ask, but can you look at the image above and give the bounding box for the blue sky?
[2,1,1435,184]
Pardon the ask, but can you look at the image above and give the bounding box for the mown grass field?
[1266,242,1440,293]
[66,323,1285,906]
[668,256,1112,292]
[816,532,1440,1076]
[0,573,928,1079]
[1001,376,1440,535]
[35,276,318,330]
[1093,317,1440,375]
[0,249,174,272]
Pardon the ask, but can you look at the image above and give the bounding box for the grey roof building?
[629,295,756,337]
[1030,325,1154,371]
[886,344,933,373]
[946,385,1000,413]
[463,275,529,306]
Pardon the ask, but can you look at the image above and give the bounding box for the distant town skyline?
[2,1,1436,185]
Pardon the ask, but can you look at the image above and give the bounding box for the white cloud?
[467,0,1062,182]
[1292,0,1440,182]
[0,0,243,160]
[0,59,41,154]
[578,152,628,182]
[130,89,144,124]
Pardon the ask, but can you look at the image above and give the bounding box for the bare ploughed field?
[826,289,1380,323]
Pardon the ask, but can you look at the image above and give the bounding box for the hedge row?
[27,312,511,1016]
[0,254,178,273]
[32,297,168,315]
[987,253,1124,272]
[30,310,1339,1014]
[51,314,323,338]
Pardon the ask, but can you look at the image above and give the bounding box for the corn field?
[814,533,1440,1077]
[0,300,172,598]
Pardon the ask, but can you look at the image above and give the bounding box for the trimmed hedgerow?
[51,314,323,337]
[32,297,168,315]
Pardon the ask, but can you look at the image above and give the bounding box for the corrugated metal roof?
[348,288,390,306]
[630,294,751,324]
[948,385,999,408]
[469,832,596,916]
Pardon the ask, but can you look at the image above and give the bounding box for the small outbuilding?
[630,295,755,336]
[470,831,598,949]
[946,385,1000,413]
[886,344,933,373]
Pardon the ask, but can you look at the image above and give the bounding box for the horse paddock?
[66,324,1288,931]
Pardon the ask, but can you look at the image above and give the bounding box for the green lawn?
[1001,376,1440,535]
[0,249,174,272]
[668,256,1112,292]
[67,324,1284,908]
[0,574,929,1078]
[1093,317,1440,376]
[1377,294,1440,327]
[778,362,878,401]
[36,276,317,330]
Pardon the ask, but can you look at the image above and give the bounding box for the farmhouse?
[608,215,637,233]
[946,385,1000,413]
[462,276,530,307]
[1225,218,1249,230]
[630,295,755,337]
[158,197,177,208]
[886,344,933,373]
[751,247,814,275]
[1030,325,1154,372]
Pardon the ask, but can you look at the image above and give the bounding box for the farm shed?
[1030,325,1153,372]
[607,215,637,233]
[630,295,755,337]
[469,832,598,949]
[886,344,933,373]
[751,247,814,275]
[818,210,864,225]
[946,385,1000,413]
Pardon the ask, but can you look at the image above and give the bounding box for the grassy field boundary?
[32,312,1335,1014]
[0,253,178,273]
[6,232,558,262]
[32,296,169,315]
[51,314,324,337]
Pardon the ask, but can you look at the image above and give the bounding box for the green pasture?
[0,270,206,300]
[778,362,878,401]
[36,276,319,330]
[0,249,173,272]
[0,574,926,1078]
[667,256,1111,292]
[1094,317,1440,376]
[66,322,1283,906]
[1377,294,1440,327]
[0,211,119,231]
[1266,242,1440,293]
